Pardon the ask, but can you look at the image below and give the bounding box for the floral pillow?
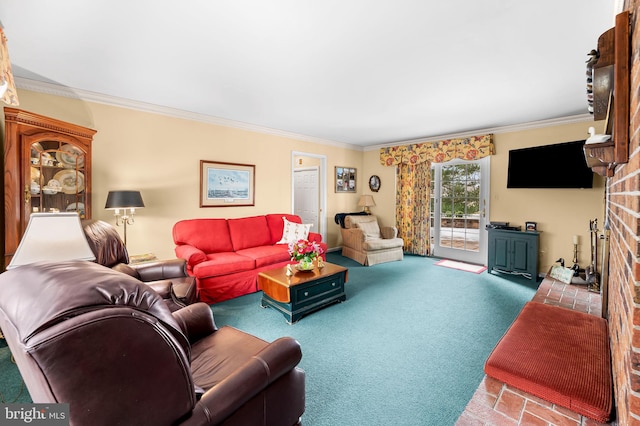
[277,217,311,244]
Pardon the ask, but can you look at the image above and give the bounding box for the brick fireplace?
[607,0,640,424]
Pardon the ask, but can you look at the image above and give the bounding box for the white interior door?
[294,167,319,231]
[430,157,490,265]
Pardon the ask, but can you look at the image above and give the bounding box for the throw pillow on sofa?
[277,217,311,244]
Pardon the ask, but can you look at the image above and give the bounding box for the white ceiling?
[0,1,616,148]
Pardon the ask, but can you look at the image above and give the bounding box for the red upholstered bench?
[484,301,613,423]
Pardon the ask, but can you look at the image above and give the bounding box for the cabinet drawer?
[292,274,344,304]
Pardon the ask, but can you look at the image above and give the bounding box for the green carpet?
[0,339,29,404]
[0,253,538,425]
[211,253,539,425]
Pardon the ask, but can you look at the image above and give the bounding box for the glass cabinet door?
[27,140,87,218]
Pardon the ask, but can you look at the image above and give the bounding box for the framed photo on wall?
[335,166,356,193]
[200,160,255,207]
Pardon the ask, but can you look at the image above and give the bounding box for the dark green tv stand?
[487,228,539,281]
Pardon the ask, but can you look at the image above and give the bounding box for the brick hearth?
[456,277,613,426]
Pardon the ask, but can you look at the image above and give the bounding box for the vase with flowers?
[288,239,324,271]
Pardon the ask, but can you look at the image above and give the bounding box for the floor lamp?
[104,190,145,246]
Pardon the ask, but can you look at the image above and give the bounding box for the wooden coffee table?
[258,262,348,323]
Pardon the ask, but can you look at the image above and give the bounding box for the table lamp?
[358,195,376,214]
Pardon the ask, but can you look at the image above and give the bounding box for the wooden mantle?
[586,11,630,177]
[584,141,615,177]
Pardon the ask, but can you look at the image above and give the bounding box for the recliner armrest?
[172,303,218,343]
[191,337,303,425]
[144,279,173,299]
[133,258,188,281]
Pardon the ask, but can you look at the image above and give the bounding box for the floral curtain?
[381,134,494,256]
[0,27,19,106]
[396,161,430,255]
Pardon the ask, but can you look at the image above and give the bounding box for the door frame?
[291,151,327,243]
[430,156,491,265]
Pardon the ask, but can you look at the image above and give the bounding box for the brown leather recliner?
[82,219,197,311]
[0,261,305,425]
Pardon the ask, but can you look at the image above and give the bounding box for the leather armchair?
[340,214,404,266]
[0,261,305,425]
[82,219,197,311]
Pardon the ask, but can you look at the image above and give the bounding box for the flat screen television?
[507,140,594,189]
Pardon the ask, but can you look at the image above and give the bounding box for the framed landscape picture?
[335,167,357,193]
[200,160,255,207]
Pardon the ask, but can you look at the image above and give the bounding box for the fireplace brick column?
[607,1,640,424]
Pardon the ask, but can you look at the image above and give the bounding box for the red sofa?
[173,214,328,304]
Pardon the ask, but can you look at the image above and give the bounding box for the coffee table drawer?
[292,274,344,304]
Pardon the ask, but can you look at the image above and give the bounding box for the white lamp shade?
[7,212,96,269]
[358,195,376,207]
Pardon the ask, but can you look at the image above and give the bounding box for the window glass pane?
[434,161,483,253]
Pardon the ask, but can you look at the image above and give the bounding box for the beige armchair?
[340,215,404,266]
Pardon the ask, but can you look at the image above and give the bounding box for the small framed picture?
[525,221,537,231]
[335,166,357,193]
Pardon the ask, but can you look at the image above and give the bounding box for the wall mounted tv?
[507,140,594,189]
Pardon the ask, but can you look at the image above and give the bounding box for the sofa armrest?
[341,227,365,251]
[380,226,398,239]
[175,245,207,269]
[172,303,218,343]
[308,232,322,243]
[190,337,303,425]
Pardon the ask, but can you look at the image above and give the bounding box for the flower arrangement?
[288,239,324,268]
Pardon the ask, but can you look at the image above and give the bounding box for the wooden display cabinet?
[3,108,97,268]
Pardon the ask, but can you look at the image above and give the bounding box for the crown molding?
[363,114,595,152]
[14,77,361,151]
[16,77,593,153]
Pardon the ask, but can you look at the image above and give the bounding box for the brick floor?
[456,276,614,426]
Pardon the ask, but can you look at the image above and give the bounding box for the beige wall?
[490,122,606,273]
[9,90,606,273]
[360,150,396,228]
[11,90,363,259]
[360,121,606,274]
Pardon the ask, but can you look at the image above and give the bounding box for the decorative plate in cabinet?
[53,170,85,194]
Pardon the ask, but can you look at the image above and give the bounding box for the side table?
[129,253,158,265]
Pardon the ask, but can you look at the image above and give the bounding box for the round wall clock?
[368,175,381,192]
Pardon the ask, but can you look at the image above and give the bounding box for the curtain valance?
[380,134,494,166]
